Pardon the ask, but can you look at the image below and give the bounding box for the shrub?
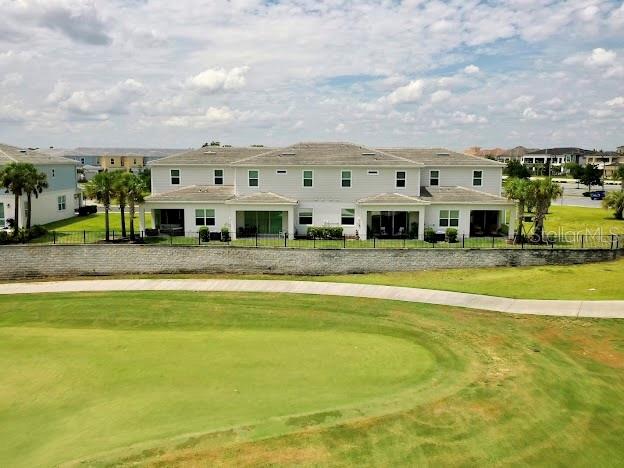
[199,226,210,242]
[424,227,437,243]
[307,226,344,239]
[221,225,231,242]
[0,231,9,245]
[409,222,419,239]
[29,225,48,239]
[144,228,159,237]
[499,223,509,236]
[445,228,458,243]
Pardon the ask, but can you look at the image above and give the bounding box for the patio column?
[418,208,425,240]
[507,206,516,240]
[287,206,295,239]
[139,205,146,233]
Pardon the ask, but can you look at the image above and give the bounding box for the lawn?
[43,212,152,232]
[545,205,624,234]
[0,292,622,466]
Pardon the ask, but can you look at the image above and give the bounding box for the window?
[195,209,215,226]
[303,170,313,187]
[133,159,137,165]
[341,170,352,187]
[214,169,224,185]
[0,203,4,227]
[80,157,85,164]
[341,208,355,225]
[429,170,439,186]
[170,169,180,185]
[110,158,115,165]
[473,170,483,186]
[396,171,406,188]
[298,208,313,225]
[367,170,379,176]
[121,158,125,167]
[57,195,66,211]
[51,169,55,177]
[248,169,259,187]
[439,210,459,227]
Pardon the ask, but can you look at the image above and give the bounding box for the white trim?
[395,170,407,189]
[340,169,352,188]
[213,168,224,185]
[302,169,314,188]
[247,169,260,188]
[429,169,440,186]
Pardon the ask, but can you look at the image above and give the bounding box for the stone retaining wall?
[0,245,621,279]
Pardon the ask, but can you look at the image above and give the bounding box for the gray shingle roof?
[377,148,504,166]
[149,147,273,166]
[0,143,78,166]
[357,192,428,205]
[233,142,421,167]
[145,185,236,202]
[59,147,187,157]
[226,192,298,204]
[419,186,512,204]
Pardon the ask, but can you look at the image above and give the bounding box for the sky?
[0,0,623,151]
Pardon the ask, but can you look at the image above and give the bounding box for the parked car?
[590,190,606,200]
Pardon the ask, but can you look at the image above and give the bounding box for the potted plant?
[445,228,458,243]
[199,226,210,242]
[221,224,231,242]
[424,227,437,243]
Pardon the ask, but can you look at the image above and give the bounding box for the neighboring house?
[521,148,591,168]
[144,142,514,240]
[0,143,80,228]
[617,146,624,154]
[584,151,621,170]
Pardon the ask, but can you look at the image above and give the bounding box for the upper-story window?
[214,169,224,185]
[121,159,125,167]
[248,170,259,187]
[0,202,5,227]
[170,169,180,185]
[396,171,406,188]
[57,195,66,211]
[110,158,115,165]
[341,170,352,188]
[303,170,313,187]
[429,170,440,186]
[51,169,55,177]
[80,157,85,164]
[473,170,483,187]
[133,159,137,165]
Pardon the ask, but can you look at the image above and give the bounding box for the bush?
[145,228,159,237]
[424,227,437,243]
[78,205,98,216]
[0,231,9,245]
[29,225,48,239]
[409,222,419,239]
[307,226,344,239]
[445,228,458,243]
[499,223,509,236]
[199,226,210,242]
[221,225,231,242]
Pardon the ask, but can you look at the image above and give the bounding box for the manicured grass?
[43,212,152,232]
[545,205,624,234]
[0,292,622,466]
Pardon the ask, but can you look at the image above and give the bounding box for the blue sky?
[0,0,623,151]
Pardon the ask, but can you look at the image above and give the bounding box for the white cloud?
[430,90,452,103]
[606,96,624,108]
[0,73,23,87]
[164,106,238,128]
[335,123,347,133]
[464,64,480,74]
[55,79,145,118]
[452,111,487,124]
[383,80,425,106]
[585,48,616,67]
[187,66,249,93]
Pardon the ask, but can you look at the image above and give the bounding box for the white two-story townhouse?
[0,143,80,228]
[144,142,514,240]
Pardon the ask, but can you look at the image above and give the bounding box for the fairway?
[1,292,623,466]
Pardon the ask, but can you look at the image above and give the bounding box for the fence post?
[403,236,406,248]
[492,236,495,248]
[581,234,584,249]
[112,230,115,241]
[343,235,346,249]
[462,234,465,249]
[255,231,258,247]
[83,230,86,244]
[284,232,287,247]
[198,231,201,245]
[373,237,376,248]
[170,234,173,245]
[612,234,616,250]
[53,231,56,244]
[313,236,316,249]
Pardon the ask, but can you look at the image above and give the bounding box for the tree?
[565,162,584,180]
[529,178,563,242]
[602,191,624,220]
[580,164,602,192]
[504,177,534,241]
[613,164,624,191]
[23,165,48,229]
[113,172,129,238]
[125,174,147,241]
[84,171,115,241]
[0,162,33,231]
[505,160,530,179]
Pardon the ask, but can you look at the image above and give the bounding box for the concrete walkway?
[1,279,623,319]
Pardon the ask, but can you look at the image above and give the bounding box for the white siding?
[151,166,235,194]
[420,167,503,195]
[295,201,359,236]
[235,166,421,200]
[147,203,231,234]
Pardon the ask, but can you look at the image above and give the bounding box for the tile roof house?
[143,142,515,240]
[0,143,80,228]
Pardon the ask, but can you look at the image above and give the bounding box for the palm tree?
[504,177,533,242]
[530,178,563,242]
[125,174,147,241]
[0,162,33,231]
[23,165,48,229]
[84,171,115,241]
[603,191,624,220]
[113,172,130,238]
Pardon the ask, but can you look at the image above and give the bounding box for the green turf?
[43,212,152,232]
[0,292,623,466]
[546,205,624,234]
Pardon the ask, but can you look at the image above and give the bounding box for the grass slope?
[43,212,153,232]
[1,292,623,466]
[546,205,624,234]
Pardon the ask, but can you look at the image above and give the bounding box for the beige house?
[99,155,145,171]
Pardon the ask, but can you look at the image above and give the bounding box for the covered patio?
[225,192,298,239]
[357,193,429,240]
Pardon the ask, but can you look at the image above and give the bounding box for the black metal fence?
[25,231,624,250]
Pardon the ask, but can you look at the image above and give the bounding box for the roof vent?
[361,152,376,156]
[203,151,216,155]
[19,150,27,153]
[280,152,296,156]
[436,152,450,156]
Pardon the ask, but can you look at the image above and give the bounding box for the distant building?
[617,146,624,154]
[521,148,591,167]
